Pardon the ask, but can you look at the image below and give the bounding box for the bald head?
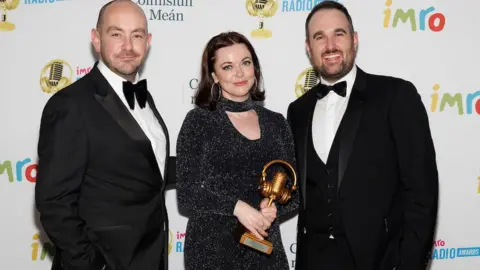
[91,0,152,82]
[96,0,147,32]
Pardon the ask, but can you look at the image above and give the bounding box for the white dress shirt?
[312,65,357,163]
[97,60,167,177]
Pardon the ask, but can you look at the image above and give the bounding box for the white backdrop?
[1,0,480,269]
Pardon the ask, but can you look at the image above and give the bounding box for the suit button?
[327,213,333,218]
[325,169,330,175]
[328,197,331,203]
[328,227,335,239]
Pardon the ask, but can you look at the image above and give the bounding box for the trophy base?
[239,231,273,255]
[251,28,272,38]
[234,224,273,255]
[0,21,15,31]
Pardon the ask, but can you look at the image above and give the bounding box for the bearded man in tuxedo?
[288,1,439,270]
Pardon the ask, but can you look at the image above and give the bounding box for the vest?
[305,119,345,239]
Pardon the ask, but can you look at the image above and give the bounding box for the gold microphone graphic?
[295,67,319,97]
[246,0,278,38]
[40,60,73,94]
[0,0,19,31]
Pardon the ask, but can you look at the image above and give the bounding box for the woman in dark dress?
[176,31,299,270]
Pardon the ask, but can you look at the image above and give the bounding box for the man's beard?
[317,48,356,82]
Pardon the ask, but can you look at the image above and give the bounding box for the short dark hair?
[305,1,354,40]
[194,31,265,110]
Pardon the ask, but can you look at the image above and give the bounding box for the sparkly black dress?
[176,97,299,270]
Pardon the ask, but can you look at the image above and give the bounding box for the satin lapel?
[337,68,367,190]
[295,88,319,209]
[146,93,170,191]
[90,65,154,163]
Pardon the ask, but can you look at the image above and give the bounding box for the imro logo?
[430,84,480,115]
[32,233,55,261]
[383,0,446,32]
[0,157,37,183]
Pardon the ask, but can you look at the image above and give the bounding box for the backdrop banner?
[1,0,479,269]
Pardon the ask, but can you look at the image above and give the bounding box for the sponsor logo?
[31,233,55,261]
[383,0,446,32]
[136,0,194,22]
[24,0,69,4]
[430,84,480,115]
[281,0,338,13]
[0,157,37,183]
[432,239,480,260]
[169,229,186,254]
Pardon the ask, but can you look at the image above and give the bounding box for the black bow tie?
[123,79,147,110]
[316,81,347,99]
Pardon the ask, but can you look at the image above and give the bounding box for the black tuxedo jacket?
[35,63,175,270]
[287,67,438,270]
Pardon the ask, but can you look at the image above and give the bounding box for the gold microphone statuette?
[0,0,20,32]
[246,0,278,38]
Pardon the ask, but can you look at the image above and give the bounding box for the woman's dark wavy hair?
[194,31,265,110]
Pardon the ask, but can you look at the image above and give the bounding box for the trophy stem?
[259,20,264,30]
[267,196,275,207]
[0,3,16,31]
[1,5,6,22]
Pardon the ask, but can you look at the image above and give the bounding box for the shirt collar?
[97,59,140,98]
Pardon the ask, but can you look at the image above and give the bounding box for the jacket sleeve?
[388,80,439,270]
[35,93,104,270]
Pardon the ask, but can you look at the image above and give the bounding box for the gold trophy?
[235,160,297,255]
[246,0,278,38]
[0,0,19,32]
